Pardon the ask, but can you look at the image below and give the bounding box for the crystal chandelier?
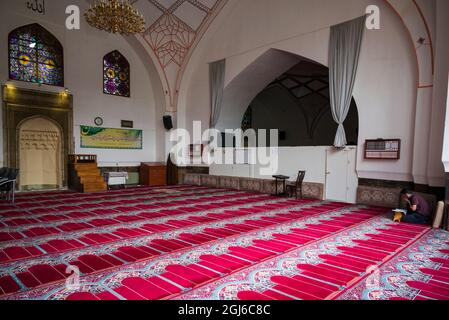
[85,0,146,35]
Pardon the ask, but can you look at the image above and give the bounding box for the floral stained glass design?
[103,51,130,97]
[9,24,64,86]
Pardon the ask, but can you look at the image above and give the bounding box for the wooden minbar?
[140,162,167,186]
[68,155,107,193]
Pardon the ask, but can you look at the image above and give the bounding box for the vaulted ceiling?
[135,0,220,67]
[130,0,227,111]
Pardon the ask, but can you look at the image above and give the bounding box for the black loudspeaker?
[163,115,173,130]
[279,131,286,141]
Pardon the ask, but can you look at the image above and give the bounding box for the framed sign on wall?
[364,139,401,160]
[121,120,133,128]
[80,126,142,150]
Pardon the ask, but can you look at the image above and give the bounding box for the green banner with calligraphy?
[80,126,142,150]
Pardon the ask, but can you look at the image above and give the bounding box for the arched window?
[9,23,64,86]
[103,50,130,97]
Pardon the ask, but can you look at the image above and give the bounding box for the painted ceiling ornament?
[85,0,146,35]
[147,13,195,67]
[139,0,228,112]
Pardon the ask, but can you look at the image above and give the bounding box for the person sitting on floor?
[399,189,431,225]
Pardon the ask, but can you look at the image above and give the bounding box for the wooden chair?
[286,171,306,199]
[0,168,18,203]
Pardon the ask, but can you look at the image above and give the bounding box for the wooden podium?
[140,162,167,186]
[68,155,107,193]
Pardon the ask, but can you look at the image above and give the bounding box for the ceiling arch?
[89,0,434,115]
[216,49,311,131]
[383,0,434,87]
[133,0,229,112]
[383,0,435,185]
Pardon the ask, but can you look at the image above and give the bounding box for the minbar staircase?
[68,155,107,193]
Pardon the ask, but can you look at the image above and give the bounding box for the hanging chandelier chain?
[84,0,146,35]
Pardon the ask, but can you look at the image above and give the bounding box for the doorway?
[18,117,62,191]
[325,147,358,203]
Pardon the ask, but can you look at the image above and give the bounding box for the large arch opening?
[241,59,359,147]
[217,49,359,148]
[211,49,360,203]
[216,49,300,131]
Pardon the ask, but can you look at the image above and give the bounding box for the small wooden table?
[272,175,289,197]
[140,162,167,186]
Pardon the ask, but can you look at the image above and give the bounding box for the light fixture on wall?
[6,84,16,92]
[60,88,70,97]
[84,0,146,35]
[4,82,17,98]
[4,79,16,89]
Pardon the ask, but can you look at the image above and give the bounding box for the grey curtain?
[329,16,366,148]
[209,59,226,128]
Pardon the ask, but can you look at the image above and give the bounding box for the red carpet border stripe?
[5,205,372,298]
[1,185,448,300]
[174,208,396,300]
[0,191,274,246]
[0,196,317,269]
[336,228,449,300]
[0,189,350,298]
[0,186,325,298]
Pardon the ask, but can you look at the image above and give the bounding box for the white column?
[437,0,449,175]
[413,87,433,185]
[426,0,449,187]
[442,78,449,171]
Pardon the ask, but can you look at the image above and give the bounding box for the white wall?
[210,147,328,184]
[179,0,429,184]
[0,0,163,168]
[209,146,358,202]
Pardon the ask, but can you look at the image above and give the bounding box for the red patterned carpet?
[0,185,448,300]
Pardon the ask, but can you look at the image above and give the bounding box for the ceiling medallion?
[84,0,146,35]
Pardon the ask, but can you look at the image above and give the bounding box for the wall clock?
[94,117,103,126]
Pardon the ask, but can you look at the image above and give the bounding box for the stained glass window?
[103,50,130,97]
[9,24,64,86]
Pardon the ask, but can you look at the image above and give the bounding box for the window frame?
[8,23,64,87]
[103,50,131,98]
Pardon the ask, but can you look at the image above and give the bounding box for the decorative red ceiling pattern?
[147,13,195,67]
[143,0,218,68]
[135,0,226,111]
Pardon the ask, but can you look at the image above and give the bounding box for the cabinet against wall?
[140,162,167,186]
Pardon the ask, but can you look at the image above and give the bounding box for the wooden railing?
[68,154,97,164]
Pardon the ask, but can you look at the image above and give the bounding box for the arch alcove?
[215,49,359,147]
[2,86,73,190]
[18,116,62,191]
[241,59,359,147]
